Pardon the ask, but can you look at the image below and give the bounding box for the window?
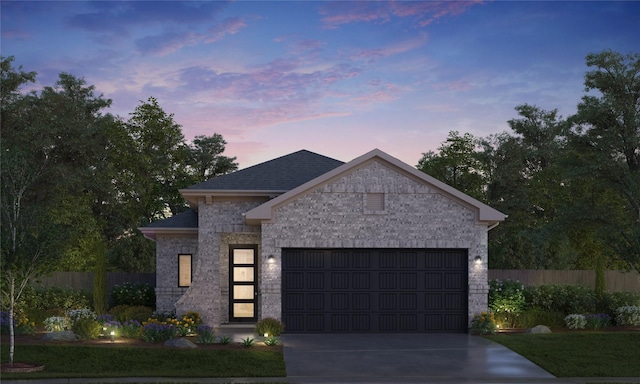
[178,254,192,287]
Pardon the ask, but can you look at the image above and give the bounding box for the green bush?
[111,282,155,307]
[598,292,640,318]
[72,317,102,340]
[256,317,285,336]
[13,286,89,312]
[469,312,498,335]
[515,309,565,328]
[488,279,526,315]
[109,305,153,323]
[526,284,597,314]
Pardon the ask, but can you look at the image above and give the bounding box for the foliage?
[241,337,255,347]
[564,314,586,330]
[92,242,108,314]
[120,320,142,338]
[15,286,89,312]
[71,317,102,340]
[218,335,232,345]
[488,279,526,315]
[111,282,155,307]
[1,311,35,335]
[195,325,216,344]
[65,308,96,326]
[417,131,486,201]
[514,309,565,329]
[598,291,640,318]
[256,317,285,336]
[469,312,498,335]
[584,313,611,329]
[525,284,597,314]
[264,336,279,346]
[141,319,177,342]
[44,316,70,332]
[109,305,153,323]
[615,306,640,326]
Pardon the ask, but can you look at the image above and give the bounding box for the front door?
[230,246,257,322]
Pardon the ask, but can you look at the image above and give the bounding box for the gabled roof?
[244,149,507,227]
[180,150,345,205]
[140,209,198,240]
[185,150,344,191]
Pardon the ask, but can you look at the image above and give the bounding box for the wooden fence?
[33,272,155,294]
[489,270,640,293]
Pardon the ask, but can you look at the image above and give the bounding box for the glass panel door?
[230,246,257,322]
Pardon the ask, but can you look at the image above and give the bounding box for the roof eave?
[139,227,198,241]
[180,189,286,206]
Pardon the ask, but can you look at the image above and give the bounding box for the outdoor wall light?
[267,254,275,263]
[474,255,482,265]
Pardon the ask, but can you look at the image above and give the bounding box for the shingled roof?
[145,209,198,229]
[185,150,344,191]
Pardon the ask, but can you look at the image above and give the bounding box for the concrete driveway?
[280,333,556,384]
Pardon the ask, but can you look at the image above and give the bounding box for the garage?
[281,248,468,333]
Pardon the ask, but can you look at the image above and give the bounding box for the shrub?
[598,292,640,318]
[141,319,176,342]
[101,320,122,337]
[470,312,498,335]
[16,286,89,312]
[152,310,175,322]
[527,284,597,314]
[564,314,586,330]
[195,325,216,344]
[121,320,142,338]
[488,279,526,315]
[515,309,565,328]
[615,306,640,326]
[109,305,153,323]
[585,313,610,329]
[72,317,102,340]
[218,335,232,344]
[66,308,96,326]
[264,336,279,346]
[1,311,35,335]
[111,282,155,307]
[44,316,70,332]
[256,317,285,336]
[241,337,255,347]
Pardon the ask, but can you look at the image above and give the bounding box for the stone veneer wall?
[260,160,490,325]
[174,199,263,326]
[155,235,198,312]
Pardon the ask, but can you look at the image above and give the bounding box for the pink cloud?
[433,79,474,92]
[320,1,483,29]
[1,30,31,40]
[349,35,427,62]
[205,17,246,43]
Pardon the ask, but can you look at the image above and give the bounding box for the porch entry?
[229,245,258,322]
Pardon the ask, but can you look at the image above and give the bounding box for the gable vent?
[366,193,385,211]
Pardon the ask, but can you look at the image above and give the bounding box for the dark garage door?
[282,248,468,333]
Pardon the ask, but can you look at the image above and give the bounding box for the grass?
[486,332,640,377]
[1,344,286,379]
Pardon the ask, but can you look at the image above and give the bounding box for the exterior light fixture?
[110,330,115,343]
[474,255,482,265]
[267,254,275,263]
[264,333,269,337]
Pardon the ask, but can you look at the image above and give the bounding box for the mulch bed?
[1,332,283,351]
[498,325,640,334]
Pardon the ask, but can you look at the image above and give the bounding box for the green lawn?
[1,344,286,380]
[486,332,640,377]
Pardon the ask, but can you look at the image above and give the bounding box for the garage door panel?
[282,249,468,333]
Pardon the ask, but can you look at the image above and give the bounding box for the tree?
[189,134,238,180]
[417,131,486,201]
[570,50,640,273]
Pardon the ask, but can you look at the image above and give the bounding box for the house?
[141,149,506,333]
